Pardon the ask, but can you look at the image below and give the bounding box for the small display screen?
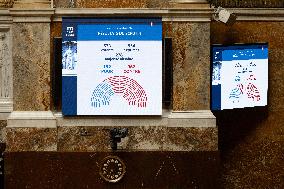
[211,44,268,110]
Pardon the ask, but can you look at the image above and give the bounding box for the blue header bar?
[213,44,268,61]
[62,18,162,41]
[77,23,162,41]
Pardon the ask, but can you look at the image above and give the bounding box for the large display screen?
[62,18,162,115]
[211,44,268,110]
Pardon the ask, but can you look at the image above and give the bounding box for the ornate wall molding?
[229,8,284,21]
[9,9,55,22]
[52,8,284,22]
[169,0,210,8]
[209,0,284,8]
[53,8,213,22]
[0,10,12,114]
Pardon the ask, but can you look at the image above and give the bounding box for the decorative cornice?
[2,7,284,23]
[54,8,168,18]
[166,8,212,21]
[52,8,284,22]
[9,8,54,22]
[169,0,209,9]
[53,8,213,22]
[0,9,12,24]
[229,8,284,21]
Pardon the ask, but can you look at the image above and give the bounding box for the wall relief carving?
[0,29,12,112]
[0,33,10,98]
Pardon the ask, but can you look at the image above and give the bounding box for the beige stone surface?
[0,0,14,8]
[58,126,167,151]
[172,22,210,111]
[53,0,211,8]
[146,0,170,8]
[5,110,216,152]
[56,111,217,151]
[164,127,218,151]
[13,23,51,111]
[57,125,217,152]
[54,0,148,8]
[57,126,110,152]
[6,127,57,151]
[0,120,6,143]
[13,0,51,8]
[122,126,166,150]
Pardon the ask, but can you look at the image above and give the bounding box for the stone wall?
[211,21,284,189]
[53,0,170,8]
[13,23,51,111]
[0,0,283,187]
[1,1,219,188]
[209,0,284,8]
[3,0,284,188]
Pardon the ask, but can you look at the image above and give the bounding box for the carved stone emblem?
[99,156,126,183]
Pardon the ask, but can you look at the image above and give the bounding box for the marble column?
[172,22,211,111]
[6,5,56,151]
[165,1,215,152]
[11,8,54,111]
[168,1,211,111]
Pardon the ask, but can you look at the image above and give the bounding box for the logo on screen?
[66,27,74,37]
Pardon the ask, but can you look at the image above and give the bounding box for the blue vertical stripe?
[62,76,77,115]
[211,84,221,110]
